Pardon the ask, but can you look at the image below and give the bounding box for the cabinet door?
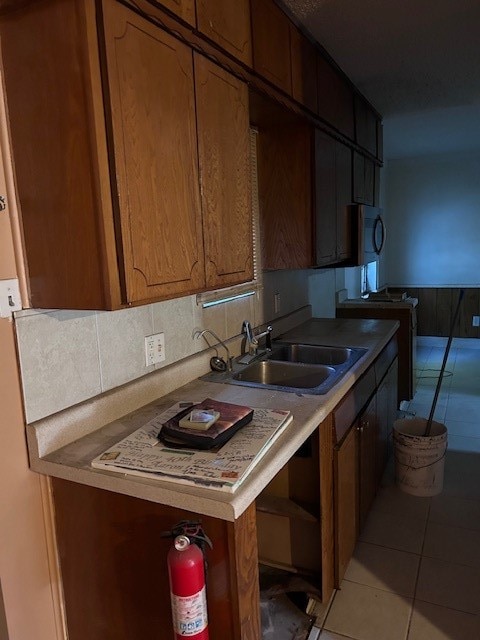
[353,151,374,206]
[358,395,377,531]
[335,141,353,260]
[290,24,317,112]
[257,123,313,269]
[334,425,358,584]
[354,94,377,156]
[159,0,196,25]
[317,54,354,139]
[315,132,352,265]
[196,0,252,65]
[315,130,337,265]
[251,0,292,94]
[103,1,205,303]
[195,54,253,288]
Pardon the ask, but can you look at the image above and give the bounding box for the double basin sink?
[205,342,367,395]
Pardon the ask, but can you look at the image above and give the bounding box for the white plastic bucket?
[393,417,447,497]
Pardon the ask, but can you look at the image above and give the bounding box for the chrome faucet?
[193,328,233,372]
[240,320,272,362]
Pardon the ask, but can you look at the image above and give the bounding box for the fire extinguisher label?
[171,586,208,636]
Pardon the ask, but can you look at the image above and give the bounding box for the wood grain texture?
[334,140,353,260]
[394,287,480,339]
[251,0,292,94]
[158,0,196,26]
[196,0,252,65]
[226,503,261,640]
[319,414,335,602]
[289,24,318,113]
[354,94,377,156]
[194,54,253,289]
[317,53,354,139]
[102,0,205,303]
[0,0,119,309]
[51,478,259,640]
[257,122,313,269]
[315,132,352,265]
[334,424,358,585]
[358,395,376,532]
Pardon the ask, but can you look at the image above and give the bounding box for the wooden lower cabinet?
[255,418,335,603]
[334,348,398,584]
[51,478,260,640]
[50,419,336,639]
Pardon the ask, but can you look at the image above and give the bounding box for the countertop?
[337,296,418,309]
[27,317,399,522]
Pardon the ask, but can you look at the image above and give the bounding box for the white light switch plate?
[0,278,21,317]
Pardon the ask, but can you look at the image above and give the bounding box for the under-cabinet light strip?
[201,291,255,309]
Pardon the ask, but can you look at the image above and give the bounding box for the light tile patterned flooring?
[318,339,480,640]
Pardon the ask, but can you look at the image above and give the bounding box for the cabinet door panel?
[195,54,253,288]
[197,0,252,65]
[315,130,337,265]
[103,2,205,303]
[334,425,358,584]
[258,123,313,269]
[251,0,292,94]
[290,24,317,112]
[317,54,354,139]
[359,395,376,531]
[159,0,196,25]
[335,141,352,260]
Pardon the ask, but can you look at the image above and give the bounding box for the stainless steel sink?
[233,360,334,389]
[268,343,355,366]
[200,341,367,395]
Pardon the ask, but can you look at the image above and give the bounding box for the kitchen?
[1,1,479,639]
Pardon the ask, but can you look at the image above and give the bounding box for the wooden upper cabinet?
[103,1,205,303]
[289,24,318,113]
[158,0,196,26]
[194,54,253,288]
[317,53,354,140]
[0,0,122,309]
[196,0,252,65]
[315,130,352,266]
[257,122,313,270]
[251,0,292,95]
[353,151,375,206]
[354,94,377,157]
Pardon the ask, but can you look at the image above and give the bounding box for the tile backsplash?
[15,268,326,423]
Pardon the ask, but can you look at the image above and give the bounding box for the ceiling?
[282,0,480,159]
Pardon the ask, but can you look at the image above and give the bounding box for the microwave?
[350,204,386,265]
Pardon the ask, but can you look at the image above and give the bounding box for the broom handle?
[424,289,464,437]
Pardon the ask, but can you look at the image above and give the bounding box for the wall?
[0,107,61,638]
[16,267,325,423]
[385,151,480,287]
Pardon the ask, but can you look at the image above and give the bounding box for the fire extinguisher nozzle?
[174,535,191,551]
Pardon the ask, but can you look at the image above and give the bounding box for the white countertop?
[27,317,399,522]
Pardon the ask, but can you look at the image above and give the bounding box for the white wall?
[385,151,480,286]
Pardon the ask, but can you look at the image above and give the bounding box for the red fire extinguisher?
[165,521,212,639]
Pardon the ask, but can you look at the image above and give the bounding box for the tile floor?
[318,338,480,640]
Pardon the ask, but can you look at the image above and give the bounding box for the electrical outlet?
[472,316,480,327]
[145,332,166,366]
[274,292,281,314]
